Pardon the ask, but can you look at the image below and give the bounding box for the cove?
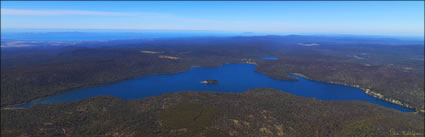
[17,64,414,112]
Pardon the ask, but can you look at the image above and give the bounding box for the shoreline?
[291,73,421,113]
[328,81,421,112]
[289,72,419,112]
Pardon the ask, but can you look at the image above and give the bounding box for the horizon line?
[2,28,424,38]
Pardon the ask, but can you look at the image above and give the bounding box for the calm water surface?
[18,63,414,112]
[262,56,279,60]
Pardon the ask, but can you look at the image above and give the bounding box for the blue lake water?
[17,64,414,112]
[262,57,279,60]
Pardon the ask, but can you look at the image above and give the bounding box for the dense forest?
[1,35,423,112]
[2,88,423,137]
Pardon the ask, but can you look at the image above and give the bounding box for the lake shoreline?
[285,72,419,112]
[3,63,417,113]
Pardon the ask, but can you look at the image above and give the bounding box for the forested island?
[200,80,219,84]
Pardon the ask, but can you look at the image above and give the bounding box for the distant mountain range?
[1,31,423,42]
[1,33,423,48]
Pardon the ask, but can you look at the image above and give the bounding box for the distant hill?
[1,33,423,47]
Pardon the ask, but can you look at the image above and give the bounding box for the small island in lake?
[200,80,219,84]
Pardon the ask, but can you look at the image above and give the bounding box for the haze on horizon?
[1,1,424,37]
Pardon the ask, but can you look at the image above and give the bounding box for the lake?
[17,63,414,112]
[262,56,279,60]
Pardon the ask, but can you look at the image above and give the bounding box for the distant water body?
[17,63,414,112]
[262,56,279,60]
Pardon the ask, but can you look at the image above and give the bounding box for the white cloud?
[1,9,132,16]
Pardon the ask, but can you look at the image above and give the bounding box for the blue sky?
[1,1,424,36]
